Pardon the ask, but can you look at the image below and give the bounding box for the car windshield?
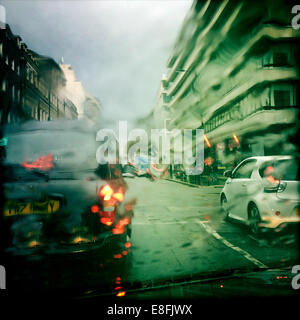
[0,0,299,306]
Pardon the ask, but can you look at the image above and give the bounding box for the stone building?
[0,24,78,124]
[60,63,102,125]
[153,0,300,172]
[0,24,22,123]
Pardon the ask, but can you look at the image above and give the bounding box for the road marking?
[196,220,268,269]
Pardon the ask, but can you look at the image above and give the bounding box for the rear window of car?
[259,158,299,181]
[4,130,98,170]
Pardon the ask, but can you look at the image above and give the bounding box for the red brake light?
[124,242,131,248]
[119,217,130,226]
[91,205,99,213]
[99,185,114,201]
[112,216,130,234]
[113,192,124,202]
[100,217,113,226]
[116,291,126,297]
[22,154,54,171]
[99,185,125,202]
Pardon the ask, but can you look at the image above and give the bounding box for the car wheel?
[248,204,261,234]
[221,194,230,221]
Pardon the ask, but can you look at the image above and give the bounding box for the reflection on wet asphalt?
[4,177,299,294]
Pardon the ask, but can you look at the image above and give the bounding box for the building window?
[12,85,15,101]
[274,90,291,107]
[262,52,271,67]
[163,93,171,104]
[230,109,235,119]
[273,52,288,67]
[1,79,6,91]
[17,88,20,102]
[225,111,230,121]
[32,107,37,119]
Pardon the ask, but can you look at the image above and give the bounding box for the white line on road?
[196,220,268,269]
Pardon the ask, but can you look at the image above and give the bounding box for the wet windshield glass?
[259,159,299,181]
[5,131,97,169]
[0,0,299,304]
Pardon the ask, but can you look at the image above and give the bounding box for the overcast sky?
[1,0,192,121]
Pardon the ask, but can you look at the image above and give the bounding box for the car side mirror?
[224,170,232,178]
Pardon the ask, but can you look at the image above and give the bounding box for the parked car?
[131,156,149,177]
[220,156,300,234]
[122,164,135,178]
[1,120,134,256]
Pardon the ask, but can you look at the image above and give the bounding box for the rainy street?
[126,178,299,284]
[1,0,300,306]
[5,176,299,296]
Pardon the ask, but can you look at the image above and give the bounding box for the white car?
[220,156,300,234]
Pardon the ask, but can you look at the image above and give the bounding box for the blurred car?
[131,156,149,177]
[220,156,300,234]
[1,120,134,255]
[122,164,135,178]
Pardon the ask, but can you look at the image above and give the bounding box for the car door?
[226,159,257,221]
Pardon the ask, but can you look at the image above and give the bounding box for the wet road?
[4,177,299,293]
[126,178,299,284]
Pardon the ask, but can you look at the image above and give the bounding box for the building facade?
[0,24,78,125]
[60,63,102,125]
[0,25,22,123]
[153,0,300,174]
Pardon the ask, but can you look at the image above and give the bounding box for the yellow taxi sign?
[3,200,60,216]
